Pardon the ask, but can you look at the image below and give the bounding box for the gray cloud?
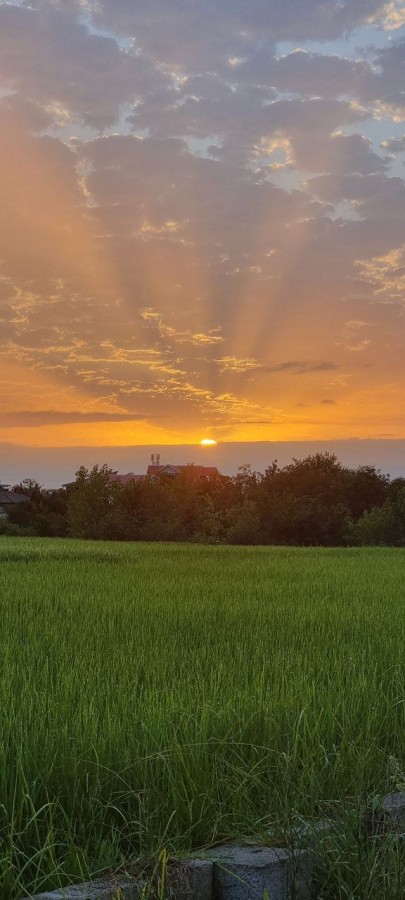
[368,39,405,118]
[0,3,163,128]
[381,135,405,152]
[237,49,373,97]
[307,173,405,219]
[266,361,339,374]
[0,410,149,426]
[92,1,391,65]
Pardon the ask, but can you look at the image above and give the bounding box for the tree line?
[3,452,405,546]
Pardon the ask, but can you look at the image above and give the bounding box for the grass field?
[0,538,404,898]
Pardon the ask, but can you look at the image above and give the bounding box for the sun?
[200,438,217,446]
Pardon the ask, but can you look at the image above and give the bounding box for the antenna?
[151,452,160,466]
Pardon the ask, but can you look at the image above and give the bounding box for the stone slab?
[381,792,405,828]
[20,859,213,900]
[22,877,144,900]
[179,858,213,898]
[206,843,312,900]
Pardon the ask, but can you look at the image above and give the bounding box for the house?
[147,464,219,481]
[63,472,145,490]
[108,472,146,486]
[62,464,219,490]
[0,484,29,519]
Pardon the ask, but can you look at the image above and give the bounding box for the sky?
[0,0,405,484]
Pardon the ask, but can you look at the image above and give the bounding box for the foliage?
[352,487,405,546]
[7,478,67,536]
[4,453,403,545]
[67,464,119,539]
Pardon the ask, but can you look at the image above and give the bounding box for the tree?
[353,487,405,546]
[4,453,404,546]
[67,465,117,539]
[226,499,261,545]
[342,465,390,520]
[8,479,67,536]
[256,453,351,545]
[124,477,182,541]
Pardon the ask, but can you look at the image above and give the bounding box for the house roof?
[108,473,145,485]
[147,464,218,477]
[63,472,145,488]
[62,465,219,489]
[0,487,28,506]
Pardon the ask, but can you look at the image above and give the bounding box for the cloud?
[381,135,405,152]
[339,320,372,352]
[307,173,405,219]
[366,39,405,121]
[237,49,373,99]
[378,2,405,30]
[216,356,261,373]
[80,131,322,262]
[0,3,163,128]
[93,1,391,60]
[266,361,339,374]
[355,246,405,302]
[0,410,149,427]
[192,332,225,345]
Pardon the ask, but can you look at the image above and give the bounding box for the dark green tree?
[67,464,117,539]
[8,479,67,536]
[353,487,405,546]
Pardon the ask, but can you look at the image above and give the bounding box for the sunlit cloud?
[338,321,372,352]
[380,134,405,152]
[378,2,405,29]
[355,246,405,303]
[216,356,261,374]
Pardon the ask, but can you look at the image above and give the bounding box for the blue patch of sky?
[340,117,405,177]
[186,136,223,158]
[327,200,363,221]
[274,22,405,182]
[271,170,309,192]
[45,102,145,144]
[276,23,404,61]
[78,9,134,51]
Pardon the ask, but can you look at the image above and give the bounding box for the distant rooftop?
[0,486,28,506]
[147,464,219,477]
[62,463,219,489]
[108,472,145,485]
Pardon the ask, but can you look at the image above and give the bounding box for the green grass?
[0,538,404,898]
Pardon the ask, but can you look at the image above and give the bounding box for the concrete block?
[206,843,312,900]
[22,876,145,900]
[172,858,213,898]
[381,792,405,829]
[20,859,213,900]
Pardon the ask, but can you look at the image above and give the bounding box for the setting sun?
[200,439,217,446]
